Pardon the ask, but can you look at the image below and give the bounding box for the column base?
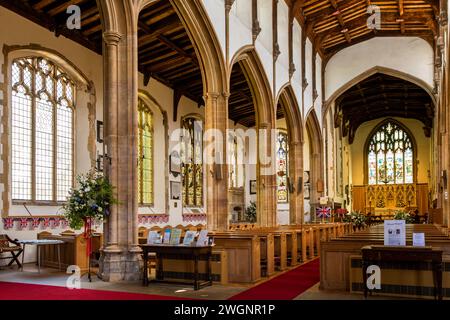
[99,247,142,282]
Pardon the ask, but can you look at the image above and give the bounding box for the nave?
[0,0,449,301]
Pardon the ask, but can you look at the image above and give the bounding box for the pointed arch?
[276,84,304,224]
[229,48,276,227]
[324,66,436,117]
[305,109,324,206]
[170,0,227,95]
[230,48,275,129]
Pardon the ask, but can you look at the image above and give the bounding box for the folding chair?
[0,234,23,269]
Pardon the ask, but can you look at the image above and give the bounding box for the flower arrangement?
[244,201,257,223]
[343,211,367,229]
[393,210,415,224]
[63,170,117,230]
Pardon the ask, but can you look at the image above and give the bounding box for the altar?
[352,183,429,215]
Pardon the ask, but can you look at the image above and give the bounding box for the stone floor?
[0,264,407,300]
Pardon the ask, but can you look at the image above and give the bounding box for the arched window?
[276,130,289,202]
[367,120,414,185]
[181,116,203,207]
[11,57,74,202]
[137,98,153,205]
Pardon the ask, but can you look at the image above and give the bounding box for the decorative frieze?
[182,213,207,223]
[137,213,169,225]
[2,216,69,230]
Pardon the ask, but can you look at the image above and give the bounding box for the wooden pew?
[320,224,450,291]
[210,232,261,283]
[38,231,102,272]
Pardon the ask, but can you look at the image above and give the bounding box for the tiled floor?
[0,264,412,300]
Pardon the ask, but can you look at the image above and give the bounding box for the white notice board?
[384,220,406,246]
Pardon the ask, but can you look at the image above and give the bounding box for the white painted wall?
[275,0,290,94]
[304,39,313,115]
[292,20,303,117]
[229,0,253,63]
[200,0,226,59]
[0,7,103,263]
[255,0,274,92]
[325,37,434,100]
[315,54,323,127]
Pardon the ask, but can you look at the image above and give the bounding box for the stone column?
[204,92,229,231]
[99,26,141,281]
[258,123,277,227]
[289,140,304,225]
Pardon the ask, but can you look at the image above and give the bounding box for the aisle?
[228,259,320,300]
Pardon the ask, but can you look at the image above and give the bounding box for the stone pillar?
[99,25,141,281]
[257,123,277,227]
[204,92,229,231]
[289,140,304,225]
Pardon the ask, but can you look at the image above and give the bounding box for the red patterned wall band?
[182,213,207,223]
[2,217,69,230]
[137,214,169,225]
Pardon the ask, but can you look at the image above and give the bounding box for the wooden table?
[18,239,64,273]
[140,244,213,290]
[361,245,443,300]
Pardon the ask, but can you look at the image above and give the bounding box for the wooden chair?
[0,234,23,269]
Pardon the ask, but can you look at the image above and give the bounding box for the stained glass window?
[276,130,289,202]
[11,57,74,202]
[137,98,153,205]
[181,117,203,207]
[367,121,414,185]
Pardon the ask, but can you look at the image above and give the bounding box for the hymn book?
[169,228,182,245]
[183,231,196,245]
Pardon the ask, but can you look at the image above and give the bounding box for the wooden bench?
[320,224,450,291]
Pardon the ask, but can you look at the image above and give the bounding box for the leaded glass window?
[181,117,203,207]
[367,121,414,185]
[276,130,289,202]
[11,57,74,202]
[137,98,153,205]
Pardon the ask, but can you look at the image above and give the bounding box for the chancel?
[0,0,449,302]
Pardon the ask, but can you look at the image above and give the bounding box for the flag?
[316,206,331,218]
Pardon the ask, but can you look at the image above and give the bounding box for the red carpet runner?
[0,281,190,300]
[228,258,320,300]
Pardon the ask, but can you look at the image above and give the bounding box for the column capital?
[103,31,122,46]
[204,92,220,102]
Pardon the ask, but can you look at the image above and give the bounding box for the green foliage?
[244,201,257,223]
[393,210,415,224]
[343,211,367,228]
[63,170,118,230]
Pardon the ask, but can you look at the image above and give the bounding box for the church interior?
[0,0,449,302]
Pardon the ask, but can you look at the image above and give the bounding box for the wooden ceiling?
[229,62,256,128]
[335,73,434,143]
[0,0,203,105]
[228,62,287,128]
[292,0,440,58]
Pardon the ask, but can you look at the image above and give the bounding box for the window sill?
[12,201,67,207]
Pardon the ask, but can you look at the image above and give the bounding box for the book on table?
[163,229,171,244]
[147,231,161,244]
[196,230,209,246]
[169,228,182,245]
[183,231,197,245]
